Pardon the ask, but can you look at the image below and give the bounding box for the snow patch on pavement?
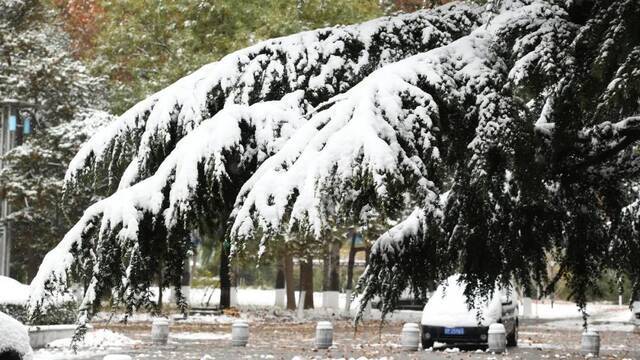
[34,329,138,360]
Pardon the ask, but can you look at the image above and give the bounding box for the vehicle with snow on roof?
[421,275,518,349]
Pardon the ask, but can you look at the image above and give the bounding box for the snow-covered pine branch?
[29,93,307,320]
[359,0,640,318]
[29,3,481,321]
[27,0,640,327]
[64,3,480,194]
[230,0,573,277]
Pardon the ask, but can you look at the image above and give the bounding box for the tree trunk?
[330,241,340,291]
[300,256,314,309]
[181,257,191,287]
[276,258,285,290]
[323,240,341,291]
[346,233,357,291]
[284,248,296,310]
[323,248,330,292]
[157,265,164,314]
[219,241,231,309]
[274,256,286,307]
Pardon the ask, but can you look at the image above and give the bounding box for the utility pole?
[0,100,35,277]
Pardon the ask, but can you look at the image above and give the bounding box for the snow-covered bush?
[0,311,33,360]
[28,0,640,327]
[0,277,76,326]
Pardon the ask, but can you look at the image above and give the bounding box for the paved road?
[43,319,639,360]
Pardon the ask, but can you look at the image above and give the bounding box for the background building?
[0,100,35,276]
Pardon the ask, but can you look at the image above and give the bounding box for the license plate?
[444,327,464,335]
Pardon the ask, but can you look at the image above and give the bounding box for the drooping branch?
[29,93,308,321]
[561,116,640,177]
[64,3,480,194]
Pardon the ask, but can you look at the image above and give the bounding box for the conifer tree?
[29,0,640,330]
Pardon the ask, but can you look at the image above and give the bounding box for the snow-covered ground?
[177,287,637,325]
[526,300,628,320]
[527,300,636,332]
[21,287,640,359]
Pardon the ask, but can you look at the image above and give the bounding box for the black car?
[421,275,518,349]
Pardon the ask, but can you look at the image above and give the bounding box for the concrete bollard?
[103,355,132,360]
[151,318,169,345]
[315,321,333,349]
[401,323,420,351]
[231,320,249,347]
[581,329,600,356]
[488,323,506,353]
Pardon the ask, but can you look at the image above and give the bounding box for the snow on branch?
[229,0,568,251]
[65,3,480,194]
[355,205,445,320]
[29,93,307,316]
[31,2,482,322]
[30,0,586,322]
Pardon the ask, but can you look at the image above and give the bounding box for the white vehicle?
[633,301,640,325]
[421,275,518,348]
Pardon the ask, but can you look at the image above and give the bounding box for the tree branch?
[563,116,640,173]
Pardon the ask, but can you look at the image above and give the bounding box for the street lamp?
[0,99,36,277]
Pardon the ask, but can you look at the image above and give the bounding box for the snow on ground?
[524,300,635,332]
[25,289,639,360]
[525,300,627,320]
[30,298,640,360]
[33,329,139,360]
[521,298,640,332]
[45,329,139,348]
[93,287,422,325]
[0,275,76,307]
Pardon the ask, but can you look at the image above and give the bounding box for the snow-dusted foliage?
[232,0,578,318]
[30,93,308,325]
[65,3,479,192]
[229,0,573,247]
[0,110,112,281]
[0,0,104,121]
[29,3,480,323]
[30,0,640,327]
